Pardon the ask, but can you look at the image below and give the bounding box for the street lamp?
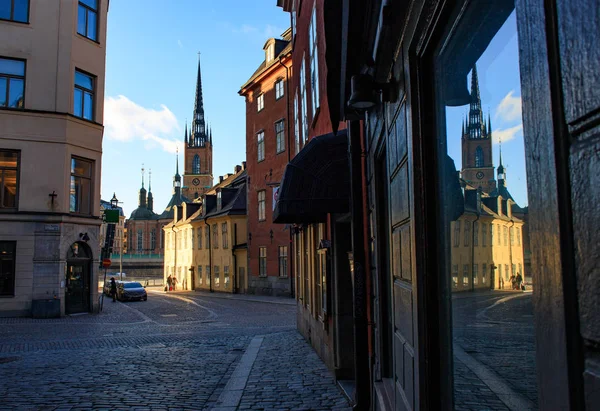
[110,193,123,280]
[110,193,118,209]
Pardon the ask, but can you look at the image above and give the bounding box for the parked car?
[103,279,121,296]
[117,281,148,302]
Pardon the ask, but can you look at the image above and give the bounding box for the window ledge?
[276,149,286,155]
[76,33,101,46]
[0,17,29,25]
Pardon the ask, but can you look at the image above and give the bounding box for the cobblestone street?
[0,290,351,410]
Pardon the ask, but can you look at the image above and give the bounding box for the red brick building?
[239,29,293,296]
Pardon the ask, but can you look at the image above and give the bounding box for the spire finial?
[148,169,152,191]
[141,164,145,188]
[176,146,180,176]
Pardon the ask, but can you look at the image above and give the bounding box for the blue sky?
[446,12,528,207]
[101,0,289,216]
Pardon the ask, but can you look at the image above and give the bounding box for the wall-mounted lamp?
[347,74,397,111]
[79,233,90,242]
[269,229,274,243]
[110,193,119,209]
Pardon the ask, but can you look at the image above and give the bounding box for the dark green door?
[65,262,90,314]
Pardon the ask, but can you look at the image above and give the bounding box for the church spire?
[192,52,207,146]
[139,164,147,208]
[147,169,154,212]
[184,122,188,146]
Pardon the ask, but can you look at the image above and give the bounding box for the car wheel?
[143,296,148,301]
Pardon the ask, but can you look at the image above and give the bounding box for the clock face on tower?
[192,178,200,186]
[476,171,484,180]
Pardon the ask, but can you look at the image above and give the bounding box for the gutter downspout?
[204,217,213,293]
[348,119,371,410]
[233,223,238,294]
[471,213,480,292]
[277,53,294,296]
[171,225,177,288]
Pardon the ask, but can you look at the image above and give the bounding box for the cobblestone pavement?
[0,291,349,410]
[452,291,538,410]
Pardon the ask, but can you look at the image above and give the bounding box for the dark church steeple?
[147,169,154,212]
[191,53,208,148]
[465,64,488,140]
[138,165,147,208]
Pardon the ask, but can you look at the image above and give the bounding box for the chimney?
[242,161,247,170]
[235,165,242,173]
[219,176,224,183]
[497,196,503,217]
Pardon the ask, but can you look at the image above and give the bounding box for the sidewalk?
[149,288,296,306]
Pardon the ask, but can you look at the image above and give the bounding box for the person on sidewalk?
[167,275,172,292]
[516,272,523,291]
[510,273,516,290]
[110,277,117,302]
[172,276,178,291]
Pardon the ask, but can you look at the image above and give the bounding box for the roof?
[158,191,192,220]
[239,38,292,93]
[129,206,158,221]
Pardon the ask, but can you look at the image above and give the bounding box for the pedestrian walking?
[173,276,178,291]
[516,272,523,290]
[110,277,117,302]
[167,275,172,292]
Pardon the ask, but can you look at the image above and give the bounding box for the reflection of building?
[163,165,248,293]
[238,28,293,296]
[451,65,527,291]
[0,1,108,317]
[182,55,214,200]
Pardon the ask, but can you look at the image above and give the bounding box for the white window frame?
[294,92,300,154]
[258,190,266,221]
[257,93,264,112]
[300,54,308,143]
[275,79,284,100]
[275,119,285,153]
[309,6,320,116]
[257,130,265,161]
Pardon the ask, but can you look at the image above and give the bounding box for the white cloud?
[495,90,522,123]
[492,124,523,144]
[177,39,183,49]
[104,95,180,154]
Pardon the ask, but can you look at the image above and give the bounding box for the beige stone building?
[0,0,108,317]
[163,165,248,293]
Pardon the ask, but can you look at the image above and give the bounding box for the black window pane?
[0,0,10,20]
[13,0,28,22]
[87,10,97,41]
[8,78,23,108]
[0,58,25,76]
[0,77,6,107]
[77,4,86,35]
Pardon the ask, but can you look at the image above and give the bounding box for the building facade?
[239,29,293,296]
[0,0,108,317]
[99,197,125,257]
[163,165,248,293]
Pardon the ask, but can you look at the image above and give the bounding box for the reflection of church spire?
[467,64,486,140]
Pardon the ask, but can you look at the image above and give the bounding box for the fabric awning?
[273,129,350,224]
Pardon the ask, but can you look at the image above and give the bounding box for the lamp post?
[110,193,123,281]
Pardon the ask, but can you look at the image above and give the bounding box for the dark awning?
[273,129,350,224]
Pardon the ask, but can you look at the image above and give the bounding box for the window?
[206,266,210,286]
[259,247,267,277]
[192,155,200,174]
[0,0,28,23]
[257,131,265,161]
[505,264,509,281]
[512,264,516,277]
[278,246,288,278]
[224,265,230,288]
[190,227,194,249]
[205,226,210,249]
[300,55,308,143]
[473,264,478,285]
[212,224,218,249]
[294,92,300,154]
[463,264,469,286]
[275,79,284,100]
[258,190,266,221]
[308,6,320,117]
[464,221,470,246]
[490,223,494,245]
[473,221,479,246]
[77,0,98,41]
[453,221,460,247]
[275,120,285,153]
[266,45,275,63]
[214,266,220,287]
[257,93,264,112]
[197,227,202,249]
[518,263,522,277]
[510,226,515,246]
[0,57,25,109]
[517,228,521,246]
[291,0,296,40]
[0,241,16,296]
[482,263,487,283]
[151,228,156,250]
[475,146,484,167]
[74,70,94,120]
[498,224,502,245]
[70,157,92,214]
[137,229,143,251]
[197,266,203,285]
[222,223,228,249]
[0,150,18,209]
[452,265,458,288]
[183,229,187,249]
[482,223,487,246]
[503,226,508,246]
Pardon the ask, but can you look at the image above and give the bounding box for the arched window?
[475,146,484,167]
[193,155,200,174]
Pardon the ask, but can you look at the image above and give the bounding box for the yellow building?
[451,189,525,291]
[163,166,248,293]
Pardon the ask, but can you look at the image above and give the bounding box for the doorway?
[65,242,92,315]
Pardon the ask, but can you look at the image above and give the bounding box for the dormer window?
[217,190,222,210]
[266,44,275,63]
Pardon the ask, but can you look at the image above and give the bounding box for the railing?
[110,253,163,259]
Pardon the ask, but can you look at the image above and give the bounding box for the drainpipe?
[204,217,213,293]
[508,219,515,287]
[277,53,294,296]
[171,226,177,286]
[232,222,238,294]
[347,119,370,410]
[471,213,480,292]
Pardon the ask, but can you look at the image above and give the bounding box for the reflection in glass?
[435,6,538,410]
[9,78,23,108]
[13,0,28,22]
